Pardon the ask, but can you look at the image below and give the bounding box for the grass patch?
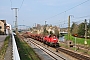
[59,34,90,55]
[15,35,41,60]
[65,34,90,45]
[0,36,10,60]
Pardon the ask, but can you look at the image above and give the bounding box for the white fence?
[12,32,20,60]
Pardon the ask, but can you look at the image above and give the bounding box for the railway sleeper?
[59,48,90,60]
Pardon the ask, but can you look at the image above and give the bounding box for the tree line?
[71,20,90,38]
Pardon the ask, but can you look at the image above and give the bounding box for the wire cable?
[72,15,90,20]
[10,0,12,7]
[19,0,25,10]
[50,14,90,26]
[45,0,90,21]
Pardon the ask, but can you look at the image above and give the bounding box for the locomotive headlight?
[53,39,56,40]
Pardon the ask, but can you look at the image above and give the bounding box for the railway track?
[76,45,90,50]
[22,34,90,60]
[27,38,66,60]
[58,47,90,60]
[30,38,90,60]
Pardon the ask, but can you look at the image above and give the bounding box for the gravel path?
[4,35,12,60]
[0,35,7,49]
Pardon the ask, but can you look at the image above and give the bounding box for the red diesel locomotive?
[43,35,59,46]
[23,32,59,47]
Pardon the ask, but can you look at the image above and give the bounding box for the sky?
[0,0,90,28]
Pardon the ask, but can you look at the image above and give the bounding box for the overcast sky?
[0,0,90,28]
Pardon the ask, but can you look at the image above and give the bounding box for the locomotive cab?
[49,35,59,47]
[43,34,59,47]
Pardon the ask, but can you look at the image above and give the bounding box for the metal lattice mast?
[11,8,18,33]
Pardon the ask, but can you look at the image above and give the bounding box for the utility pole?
[45,21,47,30]
[44,21,47,35]
[35,23,36,27]
[68,15,70,40]
[13,21,16,30]
[45,21,47,25]
[84,19,87,45]
[68,15,74,40]
[11,8,18,33]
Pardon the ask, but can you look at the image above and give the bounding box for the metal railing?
[12,31,20,60]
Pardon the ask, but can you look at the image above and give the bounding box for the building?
[0,20,6,34]
[60,28,68,32]
[6,23,12,35]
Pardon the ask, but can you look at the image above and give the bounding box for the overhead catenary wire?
[36,14,90,27]
[51,15,90,25]
[51,20,68,25]
[44,0,90,21]
[10,0,89,28]
[20,0,89,26]
[9,0,12,8]
[51,19,87,28]
[19,0,25,10]
[72,15,90,20]
[71,15,90,24]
